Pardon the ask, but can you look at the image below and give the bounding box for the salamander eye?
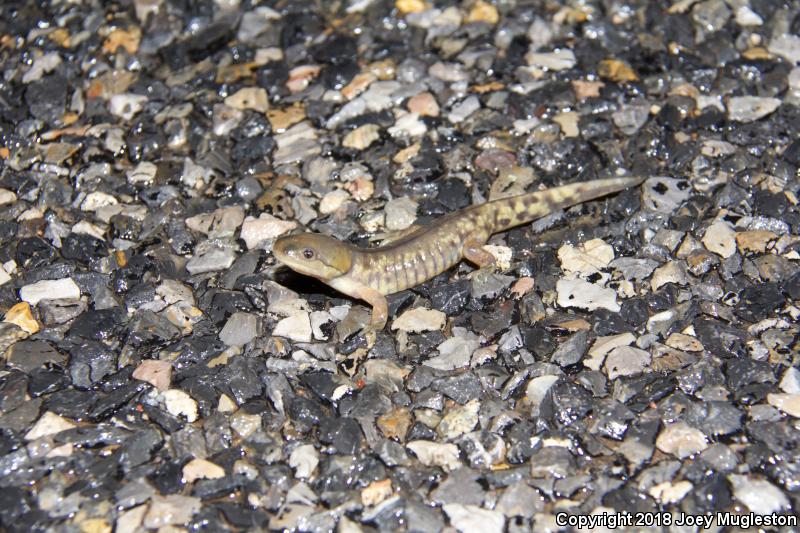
[302,248,315,259]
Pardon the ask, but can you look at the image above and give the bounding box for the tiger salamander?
[274,176,642,336]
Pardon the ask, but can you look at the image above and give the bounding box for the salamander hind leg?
[462,235,499,279]
[463,233,496,267]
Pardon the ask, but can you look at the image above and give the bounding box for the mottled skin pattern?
[274,177,643,336]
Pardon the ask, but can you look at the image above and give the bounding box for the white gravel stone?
[612,100,650,135]
[326,81,402,129]
[126,161,157,185]
[212,103,243,136]
[71,221,106,240]
[648,480,693,504]
[558,238,614,276]
[447,95,480,123]
[183,458,225,483]
[157,280,195,305]
[219,312,260,346]
[388,111,426,138]
[185,206,245,238]
[779,367,800,394]
[443,504,505,533]
[310,310,335,340]
[609,257,659,281]
[109,93,148,120]
[240,214,297,249]
[525,49,576,70]
[24,411,77,441]
[728,474,790,514]
[273,312,313,342]
[274,120,321,165]
[586,332,637,370]
[425,328,479,370]
[384,197,418,231]
[20,278,81,305]
[81,191,118,211]
[655,422,708,458]
[230,411,262,438]
[642,177,692,214]
[0,265,10,287]
[163,389,198,422]
[407,441,461,471]
[556,278,620,312]
[0,188,17,205]
[318,189,351,215]
[727,96,781,123]
[525,375,559,416]
[186,247,236,274]
[22,52,62,83]
[734,5,762,26]
[437,399,480,439]
[650,260,688,291]
[392,307,446,333]
[767,393,800,418]
[116,504,147,533]
[769,33,800,64]
[702,220,737,258]
[143,494,201,529]
[289,444,319,478]
[604,346,651,379]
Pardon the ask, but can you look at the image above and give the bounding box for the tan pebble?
[392,308,445,333]
[4,302,39,334]
[368,59,397,80]
[510,276,535,298]
[218,394,237,413]
[183,458,225,483]
[342,72,377,100]
[132,359,172,391]
[224,87,269,113]
[393,142,421,163]
[553,318,592,331]
[703,220,737,258]
[598,59,639,82]
[102,26,141,55]
[342,123,381,150]
[362,479,393,506]
[572,80,605,99]
[466,0,499,24]
[396,0,427,15]
[407,92,440,117]
[319,189,351,215]
[286,65,321,93]
[768,393,800,418]
[665,332,704,352]
[79,518,111,533]
[377,407,412,440]
[736,230,776,254]
[553,111,579,137]
[345,177,374,202]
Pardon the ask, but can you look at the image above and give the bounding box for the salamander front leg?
[349,284,388,349]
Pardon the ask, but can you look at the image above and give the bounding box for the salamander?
[273,176,642,336]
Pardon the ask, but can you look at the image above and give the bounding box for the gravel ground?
[0,0,799,531]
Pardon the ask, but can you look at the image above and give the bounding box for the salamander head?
[273,233,353,281]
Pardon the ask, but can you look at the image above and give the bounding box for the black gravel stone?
[318,417,362,455]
